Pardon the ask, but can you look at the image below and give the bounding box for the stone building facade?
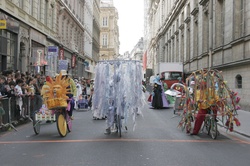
[99,0,119,60]
[130,37,144,61]
[145,0,250,109]
[92,0,101,63]
[0,0,100,79]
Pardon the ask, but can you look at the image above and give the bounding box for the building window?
[236,74,242,89]
[44,1,49,25]
[0,30,17,72]
[102,34,108,47]
[19,0,24,9]
[49,4,54,30]
[37,0,41,21]
[217,0,224,47]
[176,37,179,62]
[102,17,108,27]
[234,0,244,39]
[186,24,190,62]
[193,20,198,58]
[202,11,209,52]
[29,0,33,15]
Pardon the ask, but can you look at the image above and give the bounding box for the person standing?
[74,78,82,109]
[0,102,6,127]
[160,77,169,108]
[88,88,94,108]
[60,70,76,120]
[151,74,163,109]
[191,82,219,135]
[0,76,8,96]
[14,79,24,120]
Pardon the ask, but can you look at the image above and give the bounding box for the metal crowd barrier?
[0,95,43,132]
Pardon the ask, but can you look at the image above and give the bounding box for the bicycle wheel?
[33,114,40,135]
[117,114,122,137]
[66,111,72,132]
[209,118,217,139]
[181,120,186,131]
[56,112,67,137]
[204,118,210,134]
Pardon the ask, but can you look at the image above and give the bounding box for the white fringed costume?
[92,60,146,131]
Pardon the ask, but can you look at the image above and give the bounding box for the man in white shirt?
[74,79,82,109]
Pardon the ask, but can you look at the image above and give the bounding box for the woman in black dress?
[151,75,163,109]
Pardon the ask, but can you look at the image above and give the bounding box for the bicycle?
[56,107,72,137]
[107,107,127,137]
[33,104,72,137]
[201,108,218,139]
[114,113,122,137]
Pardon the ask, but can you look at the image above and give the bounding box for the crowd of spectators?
[0,69,94,129]
[0,70,44,127]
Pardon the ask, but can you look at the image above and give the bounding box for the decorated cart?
[32,72,72,137]
[177,69,241,139]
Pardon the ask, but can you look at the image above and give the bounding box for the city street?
[0,102,250,166]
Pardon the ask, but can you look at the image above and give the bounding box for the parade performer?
[92,60,145,135]
[151,74,169,109]
[182,69,241,135]
[60,70,76,120]
[191,81,219,135]
[41,71,76,119]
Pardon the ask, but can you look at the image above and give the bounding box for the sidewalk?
[228,110,250,138]
[146,89,250,137]
[146,91,250,138]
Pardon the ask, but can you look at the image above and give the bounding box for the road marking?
[0,138,247,144]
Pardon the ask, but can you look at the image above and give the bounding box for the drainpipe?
[208,0,214,69]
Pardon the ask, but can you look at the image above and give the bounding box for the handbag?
[147,94,152,102]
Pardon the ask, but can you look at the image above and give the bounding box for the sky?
[113,0,144,55]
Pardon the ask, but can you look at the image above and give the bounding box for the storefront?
[61,48,72,76]
[83,60,95,79]
[30,29,46,74]
[46,46,58,76]
[76,57,85,78]
[0,11,19,73]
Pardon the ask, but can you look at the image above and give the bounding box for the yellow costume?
[41,73,70,109]
[195,88,219,109]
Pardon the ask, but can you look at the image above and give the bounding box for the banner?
[58,60,68,72]
[71,54,76,68]
[59,48,64,60]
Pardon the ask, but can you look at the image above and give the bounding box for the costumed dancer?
[190,76,220,135]
[60,70,77,120]
[151,74,169,109]
[104,63,119,134]
[160,77,169,108]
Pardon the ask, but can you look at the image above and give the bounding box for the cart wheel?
[33,120,40,135]
[33,114,40,135]
[209,118,218,140]
[56,112,67,137]
[66,112,72,132]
